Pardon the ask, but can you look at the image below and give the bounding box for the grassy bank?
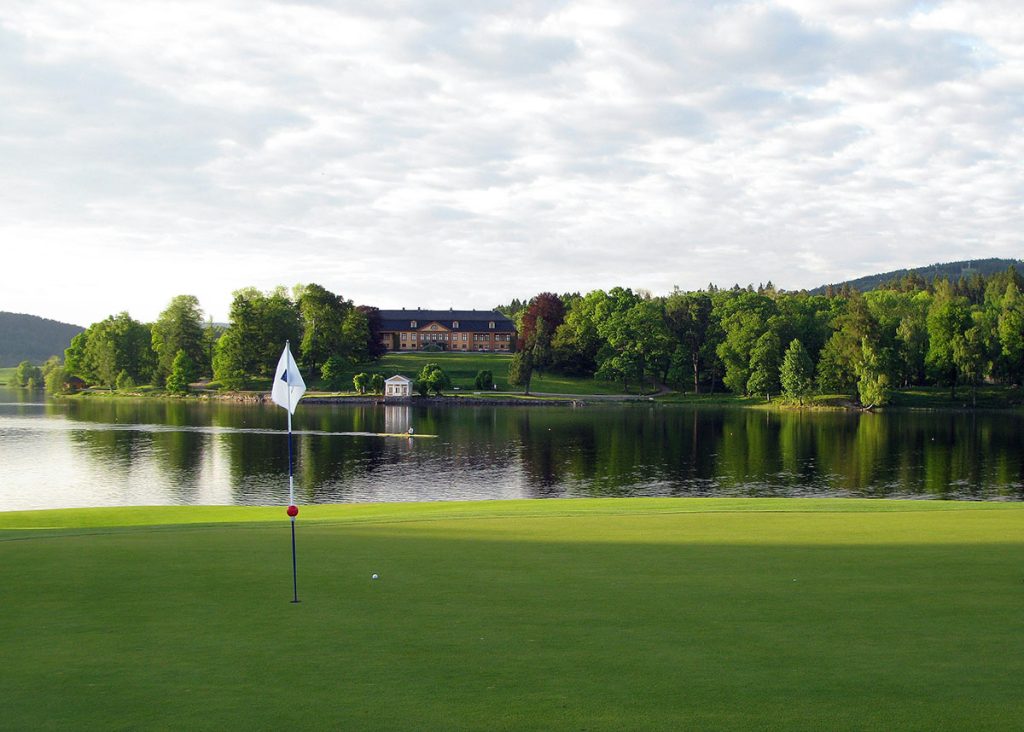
[887,385,1024,410]
[0,366,15,385]
[322,352,654,396]
[191,352,652,397]
[2,498,1022,730]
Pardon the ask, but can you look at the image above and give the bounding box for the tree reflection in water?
[6,394,1023,508]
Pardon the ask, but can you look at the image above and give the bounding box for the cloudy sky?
[2,1,1021,326]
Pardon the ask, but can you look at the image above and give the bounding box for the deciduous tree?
[746,331,781,400]
[152,295,206,385]
[165,349,196,394]
[780,339,814,405]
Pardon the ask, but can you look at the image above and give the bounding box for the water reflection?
[1,388,1022,510]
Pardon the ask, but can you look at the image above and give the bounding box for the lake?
[1,388,1022,510]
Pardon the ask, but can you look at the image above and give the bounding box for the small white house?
[384,375,413,398]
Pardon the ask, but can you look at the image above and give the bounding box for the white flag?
[271,343,306,414]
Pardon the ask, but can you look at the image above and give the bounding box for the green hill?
[810,258,1023,294]
[0,312,83,367]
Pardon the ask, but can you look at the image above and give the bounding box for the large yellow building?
[377,309,516,352]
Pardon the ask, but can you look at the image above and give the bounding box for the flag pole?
[286,341,299,604]
[273,340,304,604]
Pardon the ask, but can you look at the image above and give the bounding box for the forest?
[501,266,1024,407]
[13,266,1024,408]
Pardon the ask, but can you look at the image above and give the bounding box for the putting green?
[2,498,1022,730]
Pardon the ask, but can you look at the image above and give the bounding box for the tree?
[341,308,371,364]
[64,332,94,383]
[370,373,385,394]
[664,290,714,393]
[353,372,370,394]
[865,289,927,388]
[596,293,670,392]
[358,306,388,360]
[260,289,303,373]
[202,317,221,377]
[214,287,301,388]
[115,370,136,391]
[12,360,43,388]
[714,290,777,394]
[997,281,1024,385]
[815,292,880,396]
[44,364,68,394]
[952,317,990,407]
[41,356,62,380]
[165,350,196,394]
[746,331,781,400]
[417,363,451,396]
[551,291,607,375]
[474,370,494,390]
[298,283,350,374]
[926,281,970,397]
[855,338,891,408]
[79,313,155,389]
[779,339,814,405]
[517,292,565,356]
[508,348,534,393]
[320,355,348,391]
[152,295,206,385]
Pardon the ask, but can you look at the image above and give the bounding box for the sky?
[2,1,1022,326]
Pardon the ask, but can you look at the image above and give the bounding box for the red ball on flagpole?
[287,504,298,517]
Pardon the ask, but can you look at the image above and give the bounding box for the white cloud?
[1,0,1021,325]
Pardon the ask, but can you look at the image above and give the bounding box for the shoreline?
[38,387,1024,413]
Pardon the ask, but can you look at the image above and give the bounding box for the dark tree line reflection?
[60,400,1024,503]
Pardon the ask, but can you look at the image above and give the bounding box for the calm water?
[1,388,1022,510]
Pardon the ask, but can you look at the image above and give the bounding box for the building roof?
[377,309,516,332]
[385,374,413,383]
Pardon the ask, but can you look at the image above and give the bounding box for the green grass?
[0,366,15,385]
[888,385,1024,410]
[2,498,1022,730]
[323,352,649,396]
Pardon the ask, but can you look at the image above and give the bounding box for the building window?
[453,321,459,329]
[401,333,406,341]
[411,320,417,328]
[489,321,495,329]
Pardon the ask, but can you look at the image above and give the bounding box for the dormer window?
[410,320,417,328]
[453,321,459,329]
[488,321,495,329]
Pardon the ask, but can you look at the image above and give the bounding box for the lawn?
[0,366,15,385]
[318,352,645,396]
[887,385,1024,410]
[2,498,1022,730]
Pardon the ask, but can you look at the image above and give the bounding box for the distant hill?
[0,312,84,367]
[810,258,1024,295]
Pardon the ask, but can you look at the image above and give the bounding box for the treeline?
[810,257,1023,296]
[503,267,1024,406]
[42,285,384,393]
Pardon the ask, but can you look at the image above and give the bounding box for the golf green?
[2,498,1022,730]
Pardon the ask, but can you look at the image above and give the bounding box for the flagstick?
[286,345,299,604]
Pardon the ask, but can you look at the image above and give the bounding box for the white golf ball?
[371,573,379,580]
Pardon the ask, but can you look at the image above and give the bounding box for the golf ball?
[371,573,379,580]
